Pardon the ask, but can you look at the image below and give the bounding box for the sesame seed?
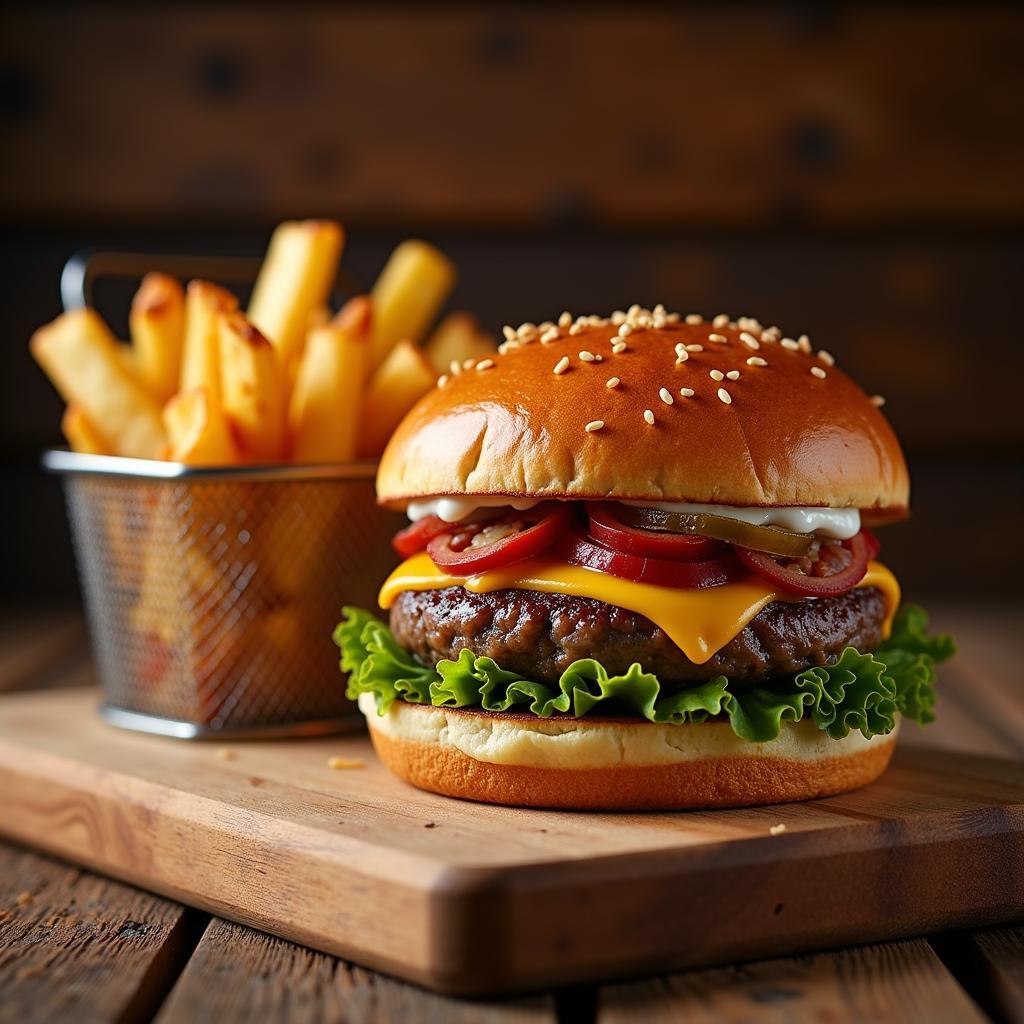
[871,394,886,407]
[437,374,449,388]
[618,323,633,338]
[558,311,572,328]
[653,303,666,317]
[497,341,516,355]
[538,321,554,332]
[726,370,740,380]
[463,358,477,370]
[781,338,800,351]
[740,332,760,350]
[579,350,596,362]
[643,409,656,425]
[746,356,768,367]
[713,314,729,328]
[708,333,727,343]
[628,304,642,317]
[606,376,621,388]
[476,359,495,371]
[665,312,681,323]
[769,823,787,836]
[587,315,605,327]
[685,313,703,325]
[518,322,536,337]
[717,388,732,405]
[611,310,627,325]
[659,387,674,405]
[501,325,517,342]
[679,387,695,397]
[817,349,835,366]
[709,369,724,381]
[553,356,570,375]
[810,366,827,379]
[686,343,704,352]
[675,342,687,357]
[761,326,781,342]
[540,327,559,343]
[798,334,812,353]
[585,420,605,433]
[569,323,583,335]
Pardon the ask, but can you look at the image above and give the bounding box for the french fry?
[424,311,495,374]
[31,308,166,458]
[130,272,184,402]
[369,240,456,372]
[162,388,238,465]
[358,338,436,458]
[218,312,286,462]
[180,280,237,400]
[289,297,371,463]
[61,405,111,455]
[248,220,344,371]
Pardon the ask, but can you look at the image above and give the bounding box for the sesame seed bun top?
[376,309,909,515]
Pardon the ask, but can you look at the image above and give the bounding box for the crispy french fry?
[31,308,166,458]
[162,388,238,465]
[424,311,495,374]
[289,296,371,463]
[61,405,111,455]
[248,220,344,371]
[180,280,237,400]
[358,338,436,458]
[130,272,184,402]
[218,312,286,462]
[369,240,456,372]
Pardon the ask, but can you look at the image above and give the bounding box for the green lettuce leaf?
[334,603,954,744]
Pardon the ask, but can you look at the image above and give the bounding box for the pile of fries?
[32,219,495,464]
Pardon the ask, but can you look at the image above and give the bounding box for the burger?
[335,308,954,810]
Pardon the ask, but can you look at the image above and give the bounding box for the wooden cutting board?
[1,688,1022,997]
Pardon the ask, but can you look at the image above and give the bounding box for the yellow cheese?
[378,554,901,665]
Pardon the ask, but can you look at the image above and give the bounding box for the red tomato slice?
[555,531,748,589]
[585,503,726,561]
[734,531,871,597]
[392,515,455,557]
[427,504,572,574]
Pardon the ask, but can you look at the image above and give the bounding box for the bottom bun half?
[357,693,899,811]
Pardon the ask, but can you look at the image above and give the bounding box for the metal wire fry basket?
[45,451,403,738]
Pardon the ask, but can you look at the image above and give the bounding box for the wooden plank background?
[1,6,1022,228]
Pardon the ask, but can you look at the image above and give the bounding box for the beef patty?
[389,586,886,685]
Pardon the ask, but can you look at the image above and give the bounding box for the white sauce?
[406,496,861,538]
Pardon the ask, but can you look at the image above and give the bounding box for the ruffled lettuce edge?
[333,603,954,744]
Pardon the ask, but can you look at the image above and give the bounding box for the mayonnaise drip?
[406,496,861,538]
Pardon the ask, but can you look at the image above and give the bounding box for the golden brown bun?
[362,701,898,811]
[377,315,908,513]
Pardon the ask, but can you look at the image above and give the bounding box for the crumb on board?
[0,910,12,923]
[424,822,437,829]
[769,824,787,836]
[216,749,237,761]
[328,756,364,770]
[16,891,33,907]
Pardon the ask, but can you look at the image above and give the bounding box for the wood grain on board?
[0,844,197,1024]
[0,687,1022,995]
[596,940,987,1024]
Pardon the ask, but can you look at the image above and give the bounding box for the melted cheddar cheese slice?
[378,553,901,665]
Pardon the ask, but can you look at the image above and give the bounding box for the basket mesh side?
[64,475,402,730]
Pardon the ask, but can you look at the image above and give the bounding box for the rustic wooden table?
[1,605,1021,1024]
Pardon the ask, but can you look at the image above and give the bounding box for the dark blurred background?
[2,3,1021,608]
